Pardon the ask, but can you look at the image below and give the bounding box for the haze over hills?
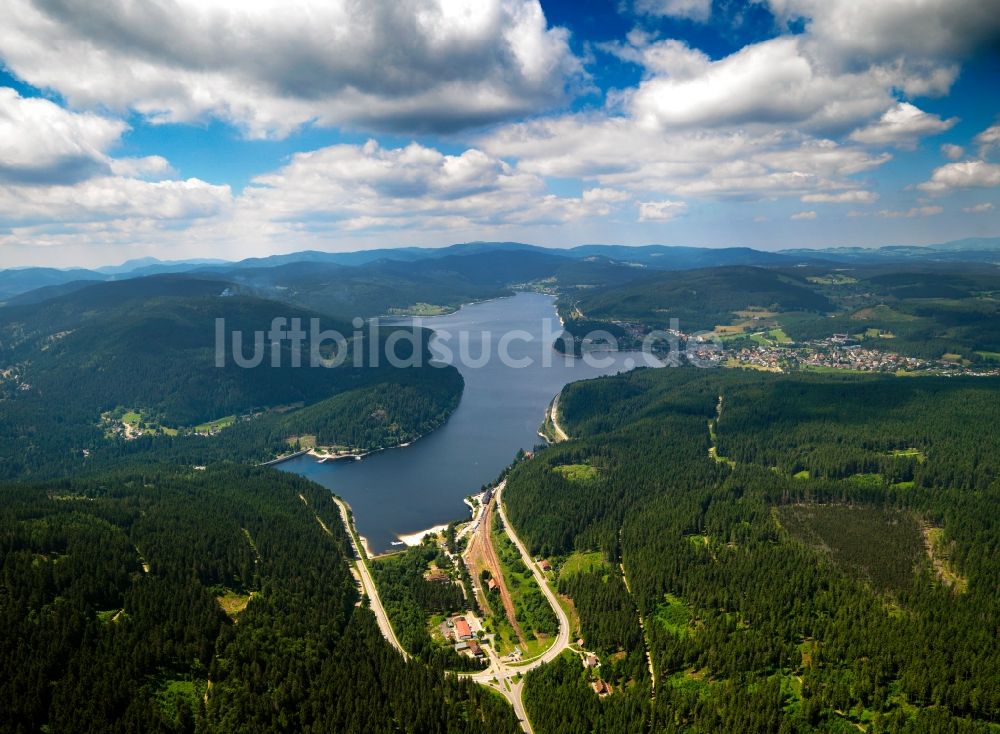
[3,237,999,305]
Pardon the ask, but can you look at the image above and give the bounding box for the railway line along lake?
[278,291,659,553]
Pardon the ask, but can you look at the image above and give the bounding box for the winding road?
[331,479,570,733]
[461,480,571,732]
[548,394,569,443]
[330,496,410,661]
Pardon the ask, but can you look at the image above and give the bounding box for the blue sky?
[0,0,998,267]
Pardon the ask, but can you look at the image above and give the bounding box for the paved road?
[459,480,572,732]
[331,483,567,733]
[493,481,570,670]
[331,496,410,661]
[548,394,569,442]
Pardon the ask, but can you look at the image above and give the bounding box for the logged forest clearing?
[777,505,925,593]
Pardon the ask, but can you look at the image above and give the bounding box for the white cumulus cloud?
[919,160,1000,193]
[974,124,1000,158]
[876,206,944,218]
[766,0,1000,71]
[626,37,894,133]
[941,144,965,160]
[0,177,232,225]
[635,0,712,22]
[849,103,956,148]
[239,139,618,232]
[638,200,688,221]
[0,0,584,138]
[0,87,125,185]
[0,87,232,229]
[802,190,878,204]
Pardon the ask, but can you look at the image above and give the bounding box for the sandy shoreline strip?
[396,523,450,547]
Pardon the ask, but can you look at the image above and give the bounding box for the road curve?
[457,480,572,732]
[331,483,566,733]
[548,394,569,442]
[332,496,410,661]
[493,480,571,670]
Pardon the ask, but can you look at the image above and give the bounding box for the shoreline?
[260,448,310,466]
[337,495,377,559]
[279,292,569,556]
[266,416,442,468]
[378,292,518,322]
[396,523,450,547]
[305,426,432,464]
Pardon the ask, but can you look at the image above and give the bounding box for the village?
[723,335,1000,376]
[596,318,1000,377]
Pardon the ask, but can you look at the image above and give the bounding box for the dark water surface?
[278,292,658,552]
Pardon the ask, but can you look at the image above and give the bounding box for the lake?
[278,292,659,553]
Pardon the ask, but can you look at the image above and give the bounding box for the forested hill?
[505,367,1000,733]
[196,249,644,320]
[0,274,495,732]
[0,275,464,479]
[563,266,832,333]
[0,466,519,733]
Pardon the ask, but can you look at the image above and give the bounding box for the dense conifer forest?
[508,368,1000,732]
[0,466,519,733]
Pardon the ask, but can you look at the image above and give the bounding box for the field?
[153,677,206,728]
[194,415,236,433]
[558,550,609,579]
[922,526,969,593]
[215,590,252,619]
[767,328,793,344]
[864,327,895,339]
[285,433,317,449]
[807,273,858,285]
[103,408,179,437]
[888,447,926,462]
[551,463,599,482]
[850,304,919,322]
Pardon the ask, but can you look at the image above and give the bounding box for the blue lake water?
[278,292,658,553]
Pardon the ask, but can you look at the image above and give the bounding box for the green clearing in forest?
[194,415,236,433]
[558,550,609,579]
[153,677,206,727]
[551,463,599,482]
[888,447,926,462]
[654,593,694,637]
[491,513,558,651]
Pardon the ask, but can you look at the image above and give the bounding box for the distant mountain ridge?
[2,237,998,303]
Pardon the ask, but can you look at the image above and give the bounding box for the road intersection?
[333,480,571,733]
